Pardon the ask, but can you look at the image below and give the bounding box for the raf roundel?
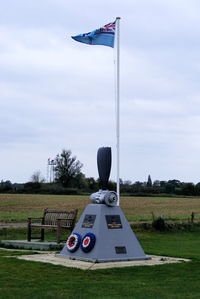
[66,233,82,253]
[81,232,96,253]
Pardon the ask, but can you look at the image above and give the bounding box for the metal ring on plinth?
[81,232,96,253]
[66,232,82,252]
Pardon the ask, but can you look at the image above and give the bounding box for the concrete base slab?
[16,253,190,270]
[0,240,64,251]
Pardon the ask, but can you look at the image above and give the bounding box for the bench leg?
[27,224,31,242]
[57,227,61,244]
[41,229,44,241]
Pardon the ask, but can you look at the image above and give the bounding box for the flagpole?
[116,17,120,205]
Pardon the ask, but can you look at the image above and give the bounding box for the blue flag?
[72,21,116,48]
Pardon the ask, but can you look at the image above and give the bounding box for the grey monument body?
[60,147,149,262]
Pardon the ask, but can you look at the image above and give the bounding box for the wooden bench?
[27,208,78,244]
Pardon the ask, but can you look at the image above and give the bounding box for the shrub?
[152,216,168,231]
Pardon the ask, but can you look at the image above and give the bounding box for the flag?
[71,21,116,48]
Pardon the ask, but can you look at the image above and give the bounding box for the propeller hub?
[90,190,118,207]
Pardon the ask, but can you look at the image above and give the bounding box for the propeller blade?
[97,147,111,190]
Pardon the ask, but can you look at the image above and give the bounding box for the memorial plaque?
[105,215,122,229]
[82,214,96,228]
[115,246,127,254]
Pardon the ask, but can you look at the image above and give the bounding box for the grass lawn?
[0,231,200,298]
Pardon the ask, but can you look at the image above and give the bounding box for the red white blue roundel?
[81,232,96,253]
[66,233,81,252]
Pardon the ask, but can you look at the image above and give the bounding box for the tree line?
[1,149,200,196]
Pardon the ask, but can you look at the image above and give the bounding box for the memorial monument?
[60,147,149,262]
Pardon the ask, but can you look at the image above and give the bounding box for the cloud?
[1,1,200,183]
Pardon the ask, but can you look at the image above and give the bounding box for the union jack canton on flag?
[71,21,116,48]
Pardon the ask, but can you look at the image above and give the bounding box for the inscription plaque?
[105,215,122,229]
[115,246,127,254]
[82,214,96,228]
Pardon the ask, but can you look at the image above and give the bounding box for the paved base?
[16,253,190,270]
[0,240,64,250]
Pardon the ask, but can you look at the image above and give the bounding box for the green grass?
[0,231,200,298]
[138,230,200,259]
[1,194,200,298]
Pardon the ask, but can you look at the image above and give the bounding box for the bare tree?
[31,170,45,183]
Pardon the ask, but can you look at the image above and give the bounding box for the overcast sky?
[1,0,200,184]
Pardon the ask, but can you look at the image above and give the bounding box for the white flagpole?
[116,17,121,205]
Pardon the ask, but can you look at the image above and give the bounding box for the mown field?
[0,194,200,222]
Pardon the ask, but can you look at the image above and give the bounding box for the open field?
[1,231,200,298]
[0,194,200,222]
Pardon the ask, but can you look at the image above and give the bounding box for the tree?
[54,149,83,187]
[0,180,12,193]
[181,182,196,196]
[31,170,45,183]
[168,179,181,187]
[86,177,98,190]
[134,181,143,187]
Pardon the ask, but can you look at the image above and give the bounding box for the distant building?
[153,180,161,187]
[147,175,152,187]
